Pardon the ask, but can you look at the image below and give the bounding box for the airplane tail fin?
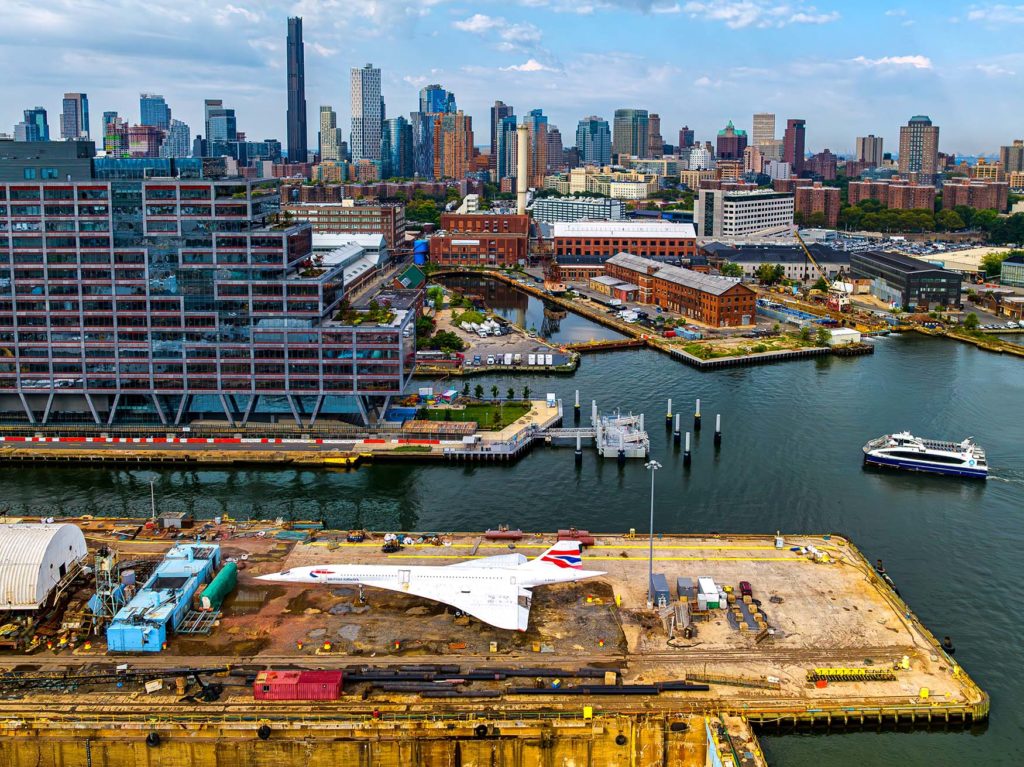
[528,540,583,570]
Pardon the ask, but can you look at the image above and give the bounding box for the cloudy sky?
[3,0,1021,156]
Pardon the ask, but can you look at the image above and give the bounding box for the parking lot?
[435,309,572,368]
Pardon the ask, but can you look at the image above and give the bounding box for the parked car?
[739,581,753,598]
[486,355,495,365]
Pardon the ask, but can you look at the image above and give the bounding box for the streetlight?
[149,478,157,523]
[644,459,661,608]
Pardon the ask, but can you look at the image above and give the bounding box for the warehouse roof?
[853,250,960,275]
[704,242,850,265]
[0,523,87,610]
[607,252,747,296]
[553,221,696,239]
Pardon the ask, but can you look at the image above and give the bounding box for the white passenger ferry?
[862,432,988,479]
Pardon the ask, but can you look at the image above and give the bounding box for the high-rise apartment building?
[0,175,414,426]
[716,120,748,160]
[489,101,514,174]
[286,17,308,162]
[612,109,649,159]
[19,107,49,142]
[999,140,1024,174]
[61,93,90,140]
[139,94,171,131]
[855,135,884,166]
[898,116,939,182]
[319,106,342,162]
[432,111,473,180]
[576,116,611,167]
[127,125,164,158]
[695,189,794,237]
[102,111,118,131]
[783,119,806,175]
[159,120,191,158]
[351,64,382,162]
[382,117,414,179]
[647,114,664,159]
[752,113,775,148]
[678,126,695,150]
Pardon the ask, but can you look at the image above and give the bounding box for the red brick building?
[848,177,935,210]
[428,213,530,267]
[942,178,1008,212]
[553,221,697,262]
[793,182,841,227]
[605,252,756,327]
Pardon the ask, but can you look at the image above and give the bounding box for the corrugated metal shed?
[0,523,88,610]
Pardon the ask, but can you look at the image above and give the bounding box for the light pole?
[644,459,661,608]
[149,478,157,523]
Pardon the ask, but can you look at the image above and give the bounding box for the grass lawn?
[417,402,530,430]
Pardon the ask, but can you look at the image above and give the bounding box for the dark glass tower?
[286,17,307,162]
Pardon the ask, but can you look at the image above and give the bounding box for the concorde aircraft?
[257,540,604,632]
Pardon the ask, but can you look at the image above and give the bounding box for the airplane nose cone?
[256,572,282,581]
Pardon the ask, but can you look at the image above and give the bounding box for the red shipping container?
[254,670,343,701]
[663,330,676,338]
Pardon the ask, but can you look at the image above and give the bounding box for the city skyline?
[1,1,1021,155]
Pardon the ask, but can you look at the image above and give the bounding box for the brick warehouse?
[428,213,530,267]
[605,252,756,327]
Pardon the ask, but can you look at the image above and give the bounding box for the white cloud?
[309,42,337,57]
[975,63,1016,76]
[851,55,933,70]
[681,1,839,28]
[967,4,1024,24]
[885,8,907,16]
[453,13,501,33]
[213,4,261,26]
[500,58,556,72]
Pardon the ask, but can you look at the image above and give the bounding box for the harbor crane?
[794,229,850,312]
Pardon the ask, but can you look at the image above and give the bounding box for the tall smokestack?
[516,123,529,215]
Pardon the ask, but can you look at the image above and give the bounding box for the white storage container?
[697,577,716,596]
[545,354,554,366]
[528,354,537,365]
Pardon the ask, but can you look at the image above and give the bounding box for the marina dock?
[0,520,988,767]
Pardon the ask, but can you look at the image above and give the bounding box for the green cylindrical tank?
[200,562,238,611]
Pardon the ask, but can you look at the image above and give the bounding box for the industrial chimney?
[516,123,530,215]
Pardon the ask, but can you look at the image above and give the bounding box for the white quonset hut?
[0,523,88,610]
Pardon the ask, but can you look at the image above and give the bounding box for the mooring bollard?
[714,414,722,447]
[673,413,681,447]
[683,431,692,467]
[694,398,702,431]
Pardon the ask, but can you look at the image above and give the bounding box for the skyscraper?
[576,116,611,167]
[678,126,695,150]
[205,101,237,154]
[752,113,775,147]
[159,120,191,158]
[382,117,414,179]
[21,107,49,141]
[855,135,884,166]
[286,17,308,162]
[612,109,648,159]
[783,119,806,175]
[546,126,564,173]
[524,109,549,188]
[419,84,456,115]
[489,101,514,174]
[319,106,342,162]
[61,93,89,139]
[139,94,171,130]
[716,121,748,160]
[351,64,382,162]
[647,114,664,159]
[101,111,118,131]
[496,114,518,181]
[432,111,473,180]
[898,116,939,181]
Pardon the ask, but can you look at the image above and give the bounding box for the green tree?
[963,312,980,331]
[815,327,832,346]
[474,384,484,399]
[462,382,470,396]
[972,209,1000,232]
[522,386,531,400]
[799,325,813,342]
[720,262,744,278]
[491,385,499,399]
[507,387,515,400]
[981,251,1012,276]
[936,209,966,231]
[812,277,829,292]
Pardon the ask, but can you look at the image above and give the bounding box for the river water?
[2,283,1021,766]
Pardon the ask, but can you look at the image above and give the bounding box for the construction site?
[0,518,988,767]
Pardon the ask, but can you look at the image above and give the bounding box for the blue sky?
[3,1,1021,156]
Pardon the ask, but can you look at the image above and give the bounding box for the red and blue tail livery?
[537,541,583,569]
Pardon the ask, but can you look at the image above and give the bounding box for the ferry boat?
[862,432,988,479]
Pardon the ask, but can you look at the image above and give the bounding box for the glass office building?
[0,178,414,426]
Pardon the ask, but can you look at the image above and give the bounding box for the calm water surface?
[2,306,1021,765]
